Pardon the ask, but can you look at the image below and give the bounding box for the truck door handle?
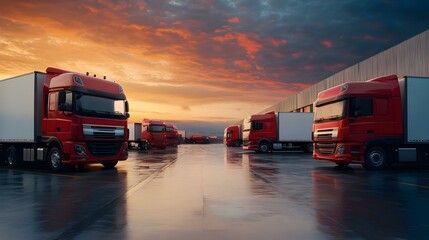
[367,130,374,134]
[56,128,61,132]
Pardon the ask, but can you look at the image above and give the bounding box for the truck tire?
[7,146,21,168]
[102,161,118,168]
[363,146,388,170]
[47,146,62,172]
[259,142,270,153]
[233,140,240,147]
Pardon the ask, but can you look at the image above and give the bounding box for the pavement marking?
[397,181,429,190]
[1,169,81,179]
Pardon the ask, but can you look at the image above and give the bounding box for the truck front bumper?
[61,141,128,165]
[313,142,364,164]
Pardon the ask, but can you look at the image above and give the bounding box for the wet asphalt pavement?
[2,144,429,240]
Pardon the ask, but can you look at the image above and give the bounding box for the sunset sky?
[1,0,428,135]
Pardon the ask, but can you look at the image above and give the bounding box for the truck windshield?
[75,94,127,120]
[314,100,346,123]
[149,125,165,132]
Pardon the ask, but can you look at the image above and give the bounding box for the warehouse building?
[254,29,429,115]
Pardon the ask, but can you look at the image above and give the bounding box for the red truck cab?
[44,67,129,169]
[313,75,403,169]
[142,119,167,149]
[243,112,276,151]
[165,122,179,147]
[224,125,242,147]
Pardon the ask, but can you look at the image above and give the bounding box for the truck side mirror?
[125,100,129,112]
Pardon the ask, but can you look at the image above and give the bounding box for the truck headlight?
[74,144,87,156]
[336,145,346,155]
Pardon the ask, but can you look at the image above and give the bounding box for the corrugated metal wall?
[257,29,429,114]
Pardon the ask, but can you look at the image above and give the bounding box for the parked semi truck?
[313,75,429,170]
[189,134,210,144]
[165,122,179,147]
[243,111,313,153]
[142,119,167,149]
[224,125,242,147]
[0,67,129,171]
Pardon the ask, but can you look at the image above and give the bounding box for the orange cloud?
[304,65,315,70]
[228,17,240,23]
[291,52,303,58]
[267,37,287,47]
[234,60,252,70]
[156,28,191,39]
[322,40,333,48]
[211,58,226,65]
[236,33,262,57]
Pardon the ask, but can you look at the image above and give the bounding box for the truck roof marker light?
[73,76,84,86]
[340,84,348,93]
[103,76,106,80]
[86,72,89,76]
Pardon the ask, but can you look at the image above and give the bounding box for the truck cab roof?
[316,74,400,106]
[45,67,126,99]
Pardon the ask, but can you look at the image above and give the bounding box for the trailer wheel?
[47,146,62,172]
[102,161,118,168]
[259,142,270,153]
[7,146,21,168]
[363,146,388,170]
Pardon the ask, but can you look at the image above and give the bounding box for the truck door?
[349,97,375,143]
[47,91,73,140]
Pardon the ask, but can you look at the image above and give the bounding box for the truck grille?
[314,128,338,141]
[316,142,336,156]
[87,142,122,157]
[83,125,124,139]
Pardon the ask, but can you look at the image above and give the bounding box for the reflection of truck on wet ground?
[243,111,314,153]
[224,124,242,147]
[313,75,429,170]
[0,67,129,171]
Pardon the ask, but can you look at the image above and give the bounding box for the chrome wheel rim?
[7,148,15,165]
[50,150,61,168]
[369,150,383,167]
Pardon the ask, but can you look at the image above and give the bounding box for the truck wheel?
[303,143,313,153]
[7,146,21,168]
[48,146,62,172]
[233,141,240,147]
[102,161,118,168]
[259,142,270,153]
[363,146,388,170]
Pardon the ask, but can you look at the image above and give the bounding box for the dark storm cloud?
[124,0,429,84]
